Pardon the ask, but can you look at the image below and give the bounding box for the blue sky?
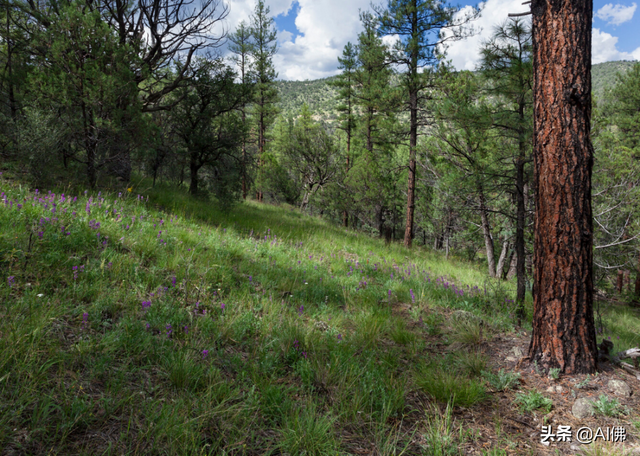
[224,0,640,80]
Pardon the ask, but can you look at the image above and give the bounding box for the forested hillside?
[274,77,339,123]
[2,0,640,451]
[275,60,638,120]
[592,60,637,100]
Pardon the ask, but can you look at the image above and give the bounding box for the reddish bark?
[528,0,598,374]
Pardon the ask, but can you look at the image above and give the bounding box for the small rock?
[541,441,550,447]
[512,346,524,358]
[546,387,555,394]
[506,356,517,362]
[314,321,329,332]
[608,379,632,397]
[555,385,564,393]
[572,397,593,419]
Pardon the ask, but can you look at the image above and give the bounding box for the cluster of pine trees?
[1,0,639,296]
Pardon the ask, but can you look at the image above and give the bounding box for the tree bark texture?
[528,0,597,374]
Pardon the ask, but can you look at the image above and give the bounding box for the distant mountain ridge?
[274,60,638,119]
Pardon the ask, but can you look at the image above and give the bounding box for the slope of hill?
[275,60,638,118]
[592,60,637,100]
[1,169,640,454]
[274,77,339,122]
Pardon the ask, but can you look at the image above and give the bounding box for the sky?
[221,0,640,81]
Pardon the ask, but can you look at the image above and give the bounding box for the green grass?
[482,369,521,392]
[2,172,632,454]
[591,394,629,417]
[415,360,487,408]
[514,390,553,413]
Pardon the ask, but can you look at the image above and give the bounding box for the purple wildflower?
[7,276,15,288]
[202,349,209,359]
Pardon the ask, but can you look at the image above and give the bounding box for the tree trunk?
[189,151,199,195]
[617,270,624,293]
[515,137,527,323]
[403,9,419,249]
[635,252,640,297]
[343,116,351,228]
[403,87,418,248]
[624,270,631,292]
[257,110,265,202]
[81,101,97,189]
[496,240,510,279]
[528,0,597,374]
[507,250,517,280]
[478,185,496,277]
[242,111,247,200]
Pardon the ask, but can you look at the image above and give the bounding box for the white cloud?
[220,0,370,80]
[219,1,639,81]
[595,3,637,26]
[441,0,529,71]
[592,28,640,63]
[272,0,371,80]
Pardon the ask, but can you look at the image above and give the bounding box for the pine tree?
[250,0,279,203]
[329,42,358,227]
[480,19,533,321]
[350,12,401,238]
[373,0,478,248]
[228,20,255,200]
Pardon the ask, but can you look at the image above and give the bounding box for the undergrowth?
[0,173,633,454]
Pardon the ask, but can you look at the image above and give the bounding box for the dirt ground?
[460,328,640,455]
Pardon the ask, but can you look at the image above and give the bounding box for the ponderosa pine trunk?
[528,0,598,374]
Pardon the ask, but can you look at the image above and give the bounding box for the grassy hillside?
[275,61,638,118]
[2,171,640,455]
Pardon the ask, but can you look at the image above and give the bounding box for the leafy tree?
[373,0,478,248]
[228,20,255,200]
[349,12,402,237]
[282,104,339,211]
[28,1,142,188]
[170,58,246,196]
[17,0,230,180]
[329,42,358,226]
[432,70,498,276]
[592,62,640,294]
[606,63,640,151]
[480,18,533,320]
[250,0,279,202]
